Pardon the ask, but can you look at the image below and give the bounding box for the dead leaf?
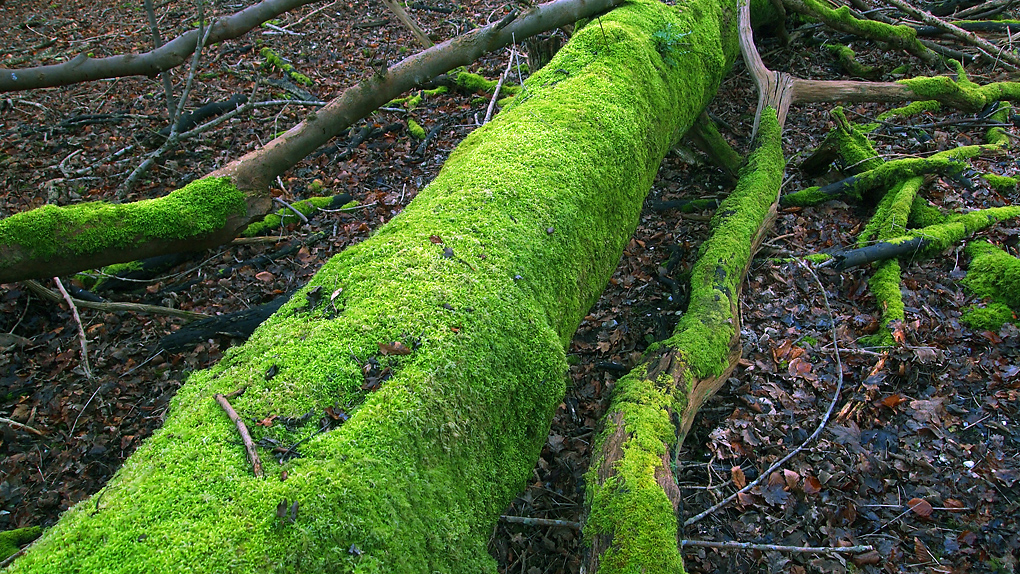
[908,498,933,518]
[731,466,746,489]
[255,271,275,282]
[880,394,907,409]
[378,341,412,355]
[803,475,823,495]
[957,530,977,546]
[913,537,933,563]
[737,491,755,508]
[851,551,881,566]
[783,469,800,489]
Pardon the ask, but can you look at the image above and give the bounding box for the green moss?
[876,100,940,122]
[792,0,929,58]
[961,302,1015,330]
[964,240,1020,308]
[862,259,903,346]
[407,118,426,140]
[784,156,962,207]
[11,1,736,572]
[825,43,879,79]
[260,47,314,87]
[586,108,782,574]
[983,173,1017,192]
[899,73,1020,114]
[455,72,521,96]
[0,527,41,561]
[907,196,946,228]
[0,177,247,264]
[241,195,341,237]
[831,107,882,172]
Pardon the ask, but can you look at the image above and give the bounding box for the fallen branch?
[381,0,434,48]
[500,515,581,528]
[214,392,264,478]
[0,416,45,436]
[0,0,323,92]
[22,280,210,321]
[679,539,874,554]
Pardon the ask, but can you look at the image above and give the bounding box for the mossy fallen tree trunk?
[5,1,726,572]
[0,0,625,284]
[584,108,785,574]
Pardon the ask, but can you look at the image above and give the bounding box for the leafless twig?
[53,277,93,379]
[500,515,580,528]
[483,47,515,124]
[214,392,264,478]
[680,539,873,554]
[0,416,45,436]
[684,259,844,527]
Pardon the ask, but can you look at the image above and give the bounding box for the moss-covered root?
[241,194,354,237]
[8,1,738,573]
[825,43,881,79]
[0,528,41,562]
[781,156,962,207]
[0,177,261,284]
[584,109,784,574]
[260,47,314,87]
[799,106,881,178]
[684,112,744,178]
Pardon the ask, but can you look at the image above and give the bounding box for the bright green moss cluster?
[876,99,940,122]
[241,195,350,237]
[907,196,946,228]
[407,118,426,139]
[983,173,1018,192]
[964,240,1020,308]
[961,302,1015,330]
[260,47,314,86]
[0,177,246,262]
[899,69,1020,114]
[825,43,879,78]
[455,71,521,96]
[10,1,715,572]
[0,527,41,561]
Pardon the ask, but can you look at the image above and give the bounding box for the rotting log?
[0,0,626,285]
[4,1,730,571]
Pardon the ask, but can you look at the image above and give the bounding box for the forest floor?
[1,0,1019,572]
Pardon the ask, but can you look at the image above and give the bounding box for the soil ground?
[1,0,1018,572]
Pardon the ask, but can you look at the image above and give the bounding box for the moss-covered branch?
[961,240,1020,329]
[584,108,784,574]
[6,1,726,571]
[781,156,965,206]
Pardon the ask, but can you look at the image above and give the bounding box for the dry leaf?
[378,341,412,355]
[783,469,800,489]
[803,475,823,495]
[736,491,755,508]
[908,498,933,518]
[731,466,747,489]
[429,235,443,244]
[255,271,275,282]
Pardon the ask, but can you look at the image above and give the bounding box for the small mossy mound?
[407,118,427,139]
[961,302,1015,330]
[983,173,1018,193]
[964,240,1020,308]
[241,194,353,237]
[0,527,41,561]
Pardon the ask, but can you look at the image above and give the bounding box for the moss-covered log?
[5,1,724,572]
[584,108,785,574]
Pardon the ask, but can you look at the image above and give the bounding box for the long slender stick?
[500,515,580,528]
[22,280,210,321]
[214,393,264,478]
[680,540,873,554]
[0,416,45,436]
[684,260,844,527]
[483,48,515,124]
[53,277,93,380]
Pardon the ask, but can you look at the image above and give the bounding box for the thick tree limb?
[0,0,323,92]
[0,0,627,284]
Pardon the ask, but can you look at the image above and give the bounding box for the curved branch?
[0,0,322,92]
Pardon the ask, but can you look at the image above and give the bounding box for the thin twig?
[144,0,177,119]
[483,47,515,124]
[22,280,210,321]
[500,515,581,528]
[214,393,264,478]
[0,416,45,436]
[273,197,310,223]
[70,384,102,436]
[680,539,873,554]
[0,546,28,569]
[684,260,844,527]
[53,277,93,379]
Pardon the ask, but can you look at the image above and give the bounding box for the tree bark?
[0,0,626,285]
[5,1,720,571]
